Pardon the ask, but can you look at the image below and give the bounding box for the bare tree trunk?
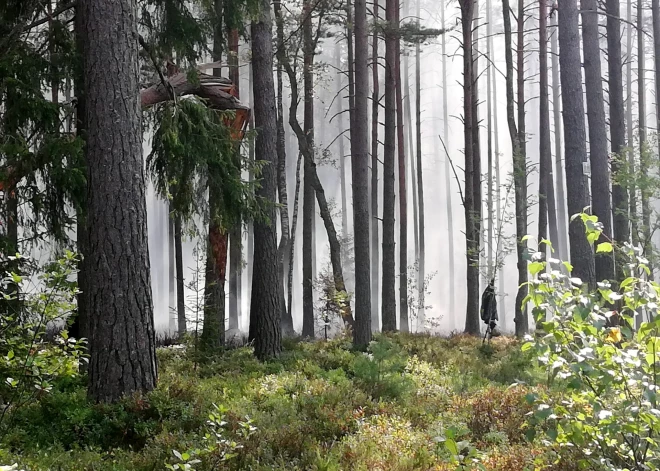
[653,0,660,142]
[274,0,294,336]
[403,1,419,301]
[248,0,282,359]
[288,152,303,326]
[441,0,456,325]
[503,0,529,338]
[228,27,242,331]
[337,45,349,242]
[175,216,186,336]
[551,13,568,261]
[247,63,255,314]
[487,0,495,280]
[301,0,315,338]
[558,0,596,286]
[371,0,381,331]
[607,0,630,280]
[168,211,176,332]
[382,0,397,332]
[488,0,505,326]
[81,0,157,402]
[582,0,614,282]
[460,0,480,336]
[415,0,425,330]
[353,0,373,348]
[396,0,409,333]
[473,0,483,295]
[277,7,355,330]
[639,0,652,270]
[628,0,639,247]
[540,0,559,255]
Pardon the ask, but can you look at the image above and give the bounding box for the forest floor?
[0,333,575,471]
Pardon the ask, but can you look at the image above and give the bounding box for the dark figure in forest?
[481,278,500,339]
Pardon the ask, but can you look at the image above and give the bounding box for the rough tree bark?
[382,0,397,332]
[503,0,528,338]
[460,0,480,336]
[582,0,614,282]
[274,0,294,336]
[352,0,372,348]
[248,0,282,359]
[81,0,157,402]
[607,0,630,279]
[558,0,596,286]
[371,0,381,331]
[395,0,409,333]
[301,0,315,338]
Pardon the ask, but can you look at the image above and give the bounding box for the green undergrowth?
[0,333,566,471]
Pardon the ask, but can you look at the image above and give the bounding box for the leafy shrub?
[524,213,660,470]
[0,252,85,429]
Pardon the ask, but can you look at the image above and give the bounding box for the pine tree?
[353,0,372,348]
[81,0,157,402]
[248,0,282,360]
[558,0,596,286]
[582,0,614,281]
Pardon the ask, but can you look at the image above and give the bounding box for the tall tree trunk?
[607,0,629,280]
[277,8,355,331]
[539,0,559,255]
[288,152,303,327]
[395,0,409,333]
[337,48,349,242]
[503,0,528,338]
[403,0,419,300]
[248,0,282,359]
[460,0,480,335]
[202,5,226,351]
[415,0,425,331]
[582,0,614,282]
[168,210,176,332]
[441,0,456,325]
[247,63,255,317]
[228,27,242,331]
[352,0,372,348]
[639,0,652,268]
[274,0,294,336]
[175,216,186,336]
[487,0,495,280]
[653,0,660,142]
[558,0,596,286]
[516,0,528,336]
[301,0,315,338]
[473,0,483,295]
[382,0,397,332]
[371,0,381,331]
[628,0,639,247]
[551,13,568,261]
[81,0,157,402]
[489,0,505,325]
